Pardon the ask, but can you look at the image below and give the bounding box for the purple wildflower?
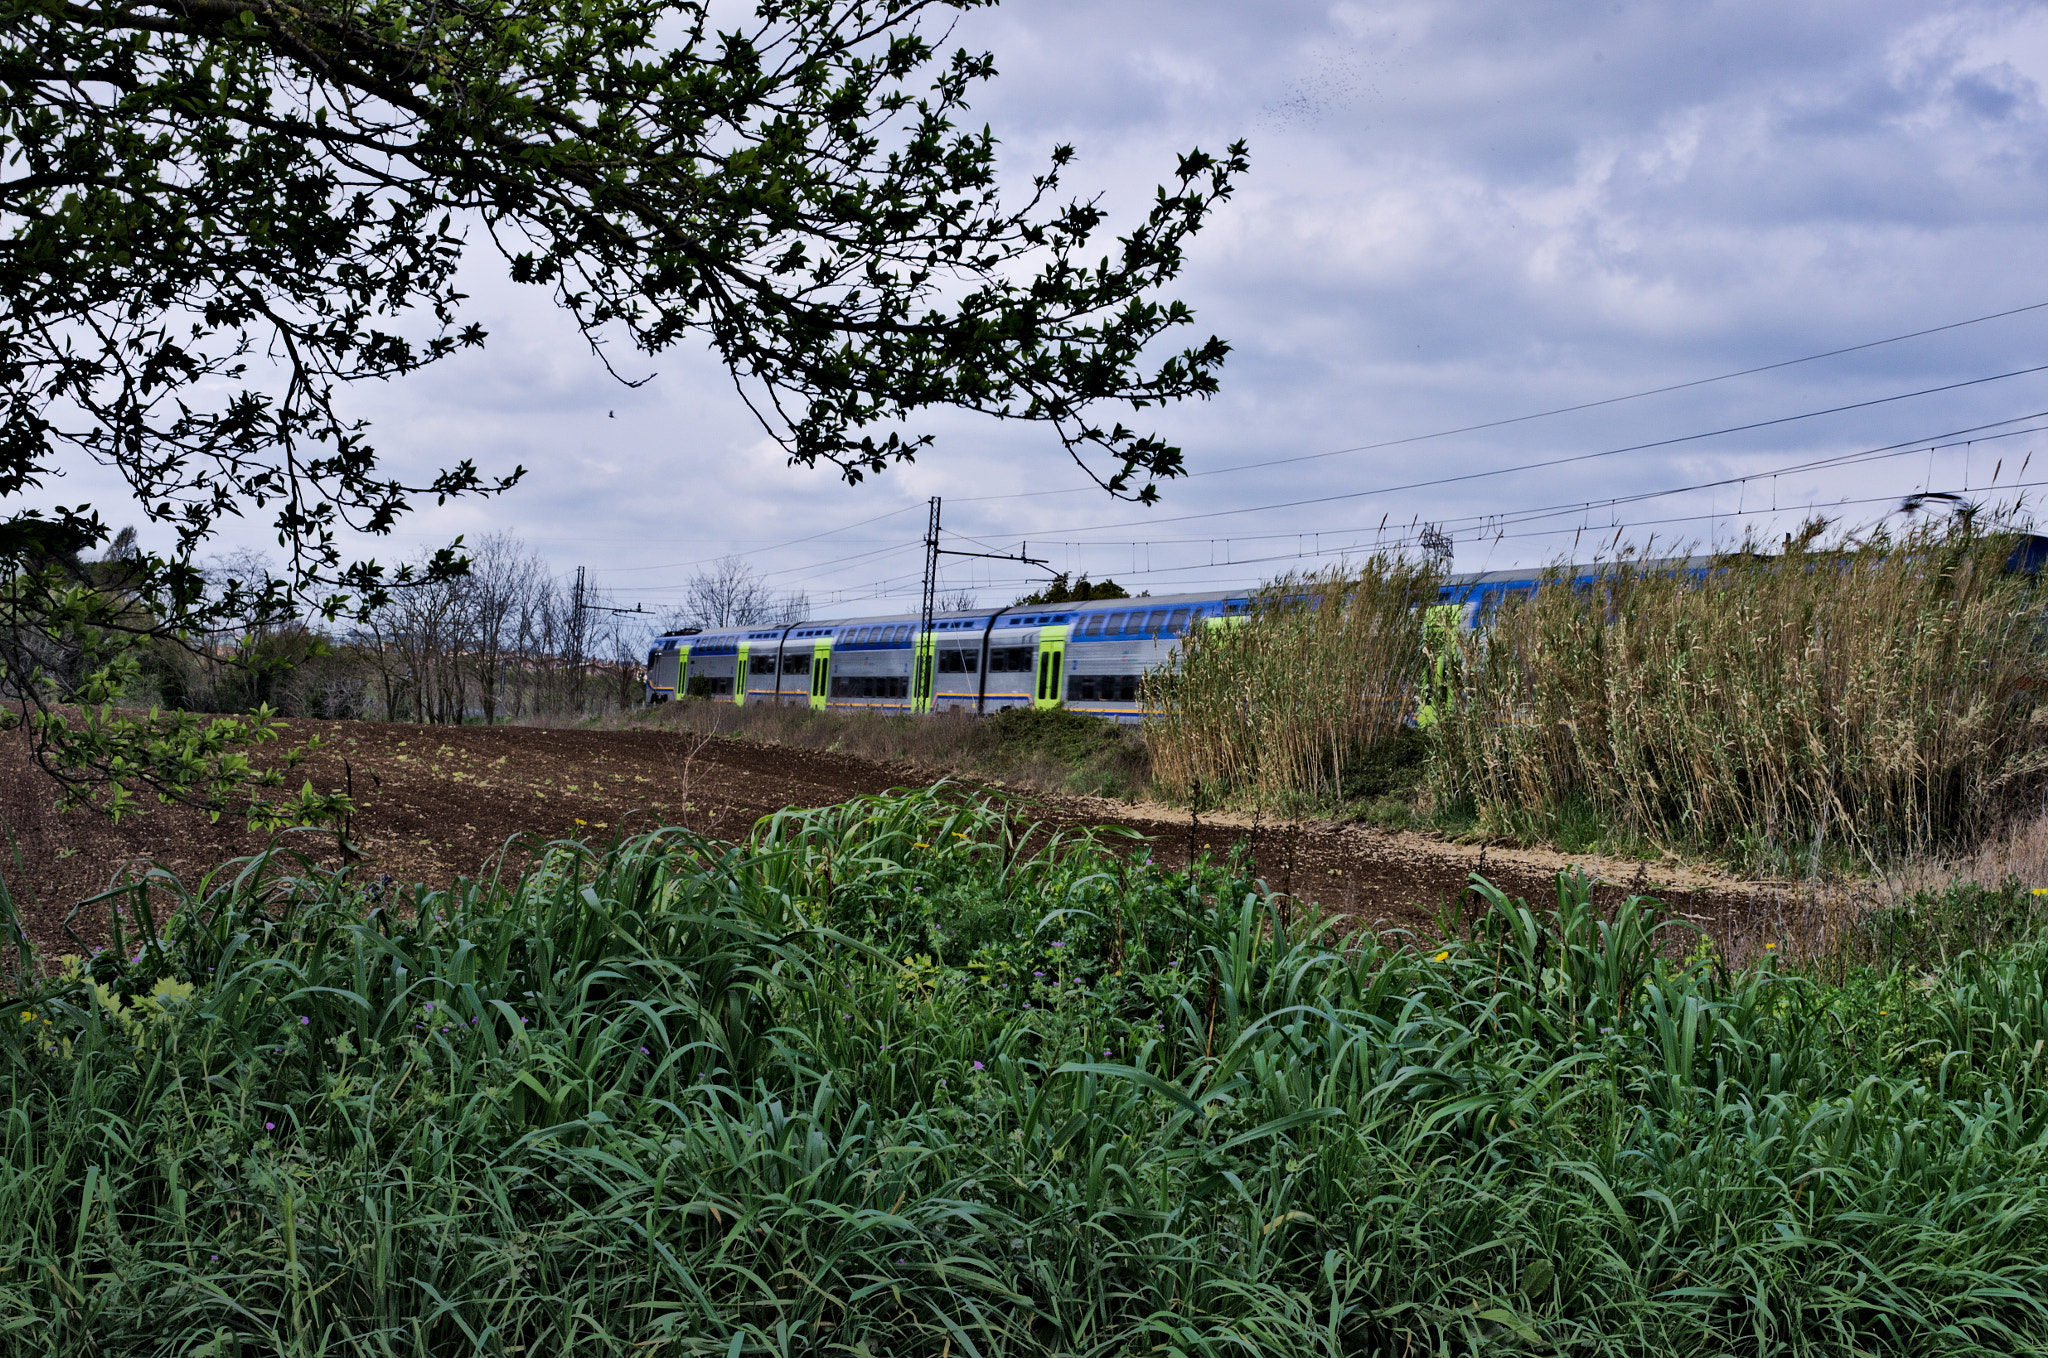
[299,1016,310,1025]
[972,1061,985,1070]
[264,1121,276,1131]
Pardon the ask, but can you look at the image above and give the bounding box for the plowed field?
[0,718,1784,961]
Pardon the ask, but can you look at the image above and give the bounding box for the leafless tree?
[684,556,777,627]
[940,588,979,612]
[465,534,546,723]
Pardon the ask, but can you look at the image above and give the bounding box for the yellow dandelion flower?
[1764,942,1777,950]
[1432,951,1450,962]
[575,819,587,826]
[2034,888,2048,897]
[914,842,930,849]
[18,1011,31,1023]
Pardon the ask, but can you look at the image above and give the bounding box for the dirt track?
[0,718,1786,960]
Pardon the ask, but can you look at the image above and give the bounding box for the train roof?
[653,589,1250,643]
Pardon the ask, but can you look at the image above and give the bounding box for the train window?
[1081,614,1106,638]
[749,654,777,674]
[1069,675,1140,702]
[894,625,911,644]
[937,647,978,673]
[1104,611,1127,634]
[988,645,1032,672]
[1166,608,1190,635]
[782,653,811,675]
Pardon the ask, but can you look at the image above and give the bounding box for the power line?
[944,296,2048,503]
[1180,300,2048,481]
[788,422,2048,600]
[601,503,922,573]
[1011,364,2048,537]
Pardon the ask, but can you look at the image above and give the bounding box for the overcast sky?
[113,0,2048,619]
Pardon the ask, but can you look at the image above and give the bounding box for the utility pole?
[918,496,940,666]
[568,564,647,673]
[569,566,586,669]
[1419,523,1455,570]
[913,497,1053,711]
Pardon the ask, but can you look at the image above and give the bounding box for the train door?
[674,642,692,698]
[1416,604,1461,728]
[1033,625,1068,710]
[734,641,750,706]
[912,629,935,713]
[810,638,832,710]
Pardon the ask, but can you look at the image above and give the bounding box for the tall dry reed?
[1143,556,1443,804]
[1432,520,2048,864]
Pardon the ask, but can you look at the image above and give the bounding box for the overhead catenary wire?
[944,296,2048,502]
[797,476,2048,606]
[755,411,2048,602]
[636,309,2048,609]
[1000,363,2048,538]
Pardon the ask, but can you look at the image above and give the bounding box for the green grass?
[6,784,2048,1355]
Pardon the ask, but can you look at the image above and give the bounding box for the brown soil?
[0,718,1787,962]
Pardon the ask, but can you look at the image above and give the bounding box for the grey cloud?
[95,0,2048,604]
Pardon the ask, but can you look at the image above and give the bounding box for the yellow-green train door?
[810,638,832,710]
[675,642,693,698]
[1033,625,1068,710]
[1415,604,1461,728]
[912,630,936,713]
[734,641,750,706]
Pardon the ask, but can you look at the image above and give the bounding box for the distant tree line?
[8,534,988,728]
[1013,574,1132,606]
[11,533,664,726]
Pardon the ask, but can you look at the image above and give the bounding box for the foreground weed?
[4,786,2048,1355]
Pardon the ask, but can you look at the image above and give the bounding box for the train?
[644,567,1605,722]
[645,535,2048,719]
